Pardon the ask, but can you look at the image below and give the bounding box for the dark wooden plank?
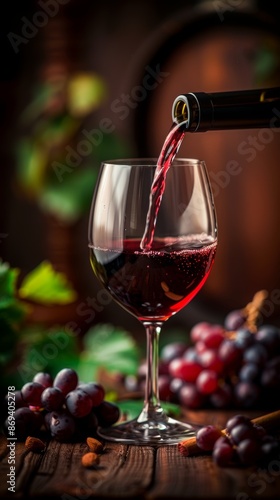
[148,446,234,499]
[28,440,87,497]
[29,441,155,499]
[0,435,43,499]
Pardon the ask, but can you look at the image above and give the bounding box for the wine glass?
[88,158,217,444]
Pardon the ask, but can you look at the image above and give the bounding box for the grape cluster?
[126,315,280,410]
[195,416,279,467]
[3,368,120,441]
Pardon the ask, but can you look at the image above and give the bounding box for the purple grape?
[210,384,232,409]
[224,309,246,331]
[213,442,235,467]
[178,383,205,409]
[243,344,268,366]
[65,389,93,418]
[230,423,257,445]
[21,382,44,407]
[94,401,120,427]
[234,381,260,408]
[161,342,187,362]
[41,387,65,411]
[255,324,280,355]
[78,383,105,407]
[226,414,251,434]
[49,410,76,441]
[53,368,78,395]
[261,367,280,388]
[237,438,261,465]
[33,372,53,388]
[261,436,280,460]
[239,363,260,383]
[234,328,255,349]
[75,410,99,438]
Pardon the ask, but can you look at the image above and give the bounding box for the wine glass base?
[97,416,200,445]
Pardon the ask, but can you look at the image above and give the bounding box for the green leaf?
[116,400,181,421]
[0,260,19,298]
[76,323,141,381]
[18,260,77,305]
[0,260,26,324]
[40,167,98,223]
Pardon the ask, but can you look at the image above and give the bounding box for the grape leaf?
[18,260,77,305]
[0,260,19,298]
[40,167,97,223]
[76,323,141,380]
[0,260,26,323]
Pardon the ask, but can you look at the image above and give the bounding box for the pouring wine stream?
[140,122,186,250]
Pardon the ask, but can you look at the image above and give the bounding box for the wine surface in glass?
[89,236,217,322]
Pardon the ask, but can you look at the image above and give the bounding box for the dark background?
[1,0,280,339]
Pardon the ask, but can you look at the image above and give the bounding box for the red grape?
[169,358,202,383]
[190,321,211,343]
[196,425,223,451]
[196,370,218,395]
[202,325,225,349]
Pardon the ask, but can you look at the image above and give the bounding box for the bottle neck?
[172,88,280,132]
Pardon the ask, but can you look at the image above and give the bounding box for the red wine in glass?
[88,118,217,444]
[90,236,216,322]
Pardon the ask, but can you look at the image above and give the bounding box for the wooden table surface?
[1,410,280,500]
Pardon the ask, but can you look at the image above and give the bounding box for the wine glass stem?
[137,322,167,423]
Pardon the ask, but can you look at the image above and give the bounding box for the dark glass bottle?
[172,88,280,132]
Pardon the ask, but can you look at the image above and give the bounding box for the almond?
[86,437,103,453]
[25,436,46,453]
[81,452,100,468]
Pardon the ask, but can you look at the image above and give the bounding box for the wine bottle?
[172,87,280,132]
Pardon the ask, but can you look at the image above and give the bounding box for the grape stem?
[243,289,268,332]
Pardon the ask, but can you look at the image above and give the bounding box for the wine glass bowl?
[88,158,217,444]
